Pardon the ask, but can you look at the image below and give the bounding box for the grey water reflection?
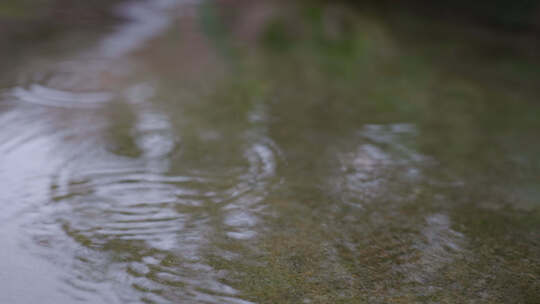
[336,123,426,207]
[1,0,540,303]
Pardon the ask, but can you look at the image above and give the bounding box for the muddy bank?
[0,0,125,75]
[0,0,124,39]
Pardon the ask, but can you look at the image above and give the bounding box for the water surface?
[0,0,539,303]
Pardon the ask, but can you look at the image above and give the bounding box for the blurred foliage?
[429,0,539,28]
[364,0,540,30]
[0,0,34,18]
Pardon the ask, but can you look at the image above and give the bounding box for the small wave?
[11,84,113,109]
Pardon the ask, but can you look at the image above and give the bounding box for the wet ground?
[0,0,539,303]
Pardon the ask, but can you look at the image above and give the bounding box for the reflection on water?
[1,0,539,303]
[337,123,426,207]
[12,84,113,108]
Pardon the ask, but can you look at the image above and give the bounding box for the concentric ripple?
[35,132,279,303]
[0,0,282,302]
[5,73,281,303]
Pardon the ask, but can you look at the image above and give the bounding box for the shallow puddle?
[0,0,539,303]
